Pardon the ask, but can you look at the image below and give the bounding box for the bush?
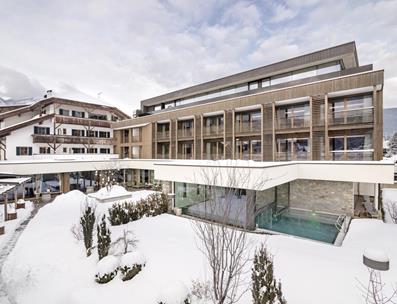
[97,215,111,260]
[95,255,119,284]
[108,192,169,226]
[119,251,145,281]
[80,201,96,256]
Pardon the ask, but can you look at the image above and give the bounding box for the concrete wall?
[289,179,354,215]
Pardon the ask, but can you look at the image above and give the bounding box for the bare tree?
[358,268,397,304]
[191,161,271,304]
[112,229,138,254]
[385,200,397,224]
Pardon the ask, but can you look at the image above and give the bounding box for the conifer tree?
[251,243,286,304]
[80,202,96,257]
[97,215,111,260]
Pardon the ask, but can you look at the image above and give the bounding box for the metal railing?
[203,125,224,136]
[235,121,261,133]
[157,130,170,140]
[328,107,374,125]
[276,114,310,129]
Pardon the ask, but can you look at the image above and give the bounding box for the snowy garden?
[0,185,396,304]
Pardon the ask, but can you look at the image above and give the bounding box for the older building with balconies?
[112,42,383,163]
[0,97,129,160]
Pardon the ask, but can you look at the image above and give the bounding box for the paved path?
[0,202,46,304]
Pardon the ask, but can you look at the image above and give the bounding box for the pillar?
[245,190,256,230]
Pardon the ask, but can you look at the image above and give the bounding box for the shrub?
[107,192,169,226]
[97,215,111,260]
[95,255,119,284]
[80,200,96,256]
[119,251,145,281]
[251,243,286,304]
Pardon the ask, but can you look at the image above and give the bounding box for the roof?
[0,97,130,121]
[0,177,31,185]
[141,41,359,107]
[0,113,55,138]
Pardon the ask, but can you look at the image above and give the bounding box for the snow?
[363,248,389,263]
[0,200,34,249]
[120,251,146,267]
[1,190,397,304]
[90,185,131,198]
[96,255,119,276]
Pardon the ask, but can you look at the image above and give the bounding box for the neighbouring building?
[0,97,129,160]
[112,41,383,162]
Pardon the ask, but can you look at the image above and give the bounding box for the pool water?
[255,208,340,244]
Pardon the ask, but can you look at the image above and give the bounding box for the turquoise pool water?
[255,208,340,244]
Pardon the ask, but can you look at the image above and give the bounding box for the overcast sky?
[0,0,396,115]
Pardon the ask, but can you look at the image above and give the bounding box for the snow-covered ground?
[1,190,397,304]
[0,201,34,249]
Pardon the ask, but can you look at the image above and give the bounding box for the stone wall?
[289,179,354,215]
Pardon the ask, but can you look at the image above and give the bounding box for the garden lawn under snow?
[2,190,397,304]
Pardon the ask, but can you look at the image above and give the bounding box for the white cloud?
[270,3,297,23]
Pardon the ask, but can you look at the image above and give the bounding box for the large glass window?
[34,126,50,135]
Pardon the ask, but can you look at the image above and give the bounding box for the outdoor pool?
[255,207,341,244]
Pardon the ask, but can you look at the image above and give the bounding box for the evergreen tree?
[80,202,96,257]
[97,215,111,260]
[389,132,397,155]
[251,243,286,304]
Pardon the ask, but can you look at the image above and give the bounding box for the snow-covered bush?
[80,200,96,256]
[95,255,119,284]
[251,243,286,304]
[108,192,169,226]
[119,251,146,281]
[97,215,111,260]
[157,282,190,304]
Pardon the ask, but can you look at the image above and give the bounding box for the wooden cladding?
[55,115,111,128]
[32,134,115,145]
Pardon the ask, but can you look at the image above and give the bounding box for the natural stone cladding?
[289,179,354,216]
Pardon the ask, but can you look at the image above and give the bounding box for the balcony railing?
[330,150,374,161]
[55,115,111,128]
[131,135,141,143]
[177,129,193,139]
[203,153,224,160]
[203,125,224,137]
[235,153,262,161]
[276,114,310,129]
[328,107,374,125]
[276,151,310,161]
[177,153,193,159]
[157,130,170,140]
[235,121,261,134]
[32,134,115,145]
[156,153,170,159]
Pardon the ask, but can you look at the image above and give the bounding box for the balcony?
[203,125,224,137]
[177,129,194,139]
[55,115,111,128]
[330,150,373,161]
[328,107,374,125]
[156,153,170,159]
[235,153,262,161]
[32,134,115,145]
[276,114,310,129]
[276,151,310,161]
[203,153,224,160]
[157,131,170,140]
[177,153,193,159]
[235,121,261,134]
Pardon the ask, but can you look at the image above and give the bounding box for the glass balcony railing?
[203,125,224,136]
[276,151,310,161]
[235,121,261,133]
[330,150,373,161]
[276,114,310,129]
[156,153,170,159]
[328,107,374,125]
[157,131,170,140]
[177,129,193,138]
[177,153,193,159]
[235,153,262,161]
[203,153,224,160]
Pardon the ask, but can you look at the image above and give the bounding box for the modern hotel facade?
[112,42,383,163]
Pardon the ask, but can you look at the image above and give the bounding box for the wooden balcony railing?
[32,134,115,145]
[203,153,224,160]
[156,153,170,159]
[235,153,262,161]
[203,125,224,137]
[55,115,111,128]
[328,107,374,125]
[157,131,170,140]
[177,129,194,139]
[177,153,193,159]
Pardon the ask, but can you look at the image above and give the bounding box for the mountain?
[384,108,397,138]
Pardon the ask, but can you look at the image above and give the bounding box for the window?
[39,147,51,154]
[99,131,110,138]
[87,148,98,154]
[59,109,70,116]
[87,130,96,137]
[248,81,259,90]
[132,146,140,159]
[34,126,50,135]
[63,147,67,153]
[72,129,85,137]
[330,137,344,151]
[16,147,32,156]
[132,128,140,142]
[111,115,119,122]
[262,78,270,87]
[57,128,67,135]
[100,148,110,154]
[88,113,107,120]
[182,183,187,198]
[72,110,85,118]
[71,148,85,154]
